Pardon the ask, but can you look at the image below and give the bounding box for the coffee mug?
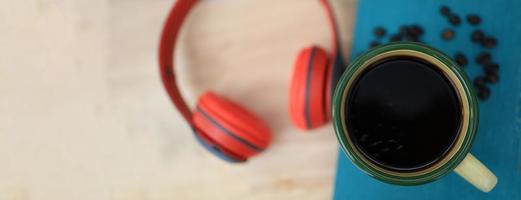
[332,42,497,192]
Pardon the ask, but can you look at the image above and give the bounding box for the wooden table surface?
[0,0,355,199]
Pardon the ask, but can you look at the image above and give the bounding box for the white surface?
[0,0,355,199]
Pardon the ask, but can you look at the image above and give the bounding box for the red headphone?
[159,0,345,163]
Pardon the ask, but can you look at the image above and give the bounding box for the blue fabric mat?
[333,0,521,199]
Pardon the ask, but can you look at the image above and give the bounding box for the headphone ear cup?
[192,92,271,161]
[289,46,331,130]
[192,129,246,163]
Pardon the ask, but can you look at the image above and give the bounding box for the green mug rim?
[332,42,479,185]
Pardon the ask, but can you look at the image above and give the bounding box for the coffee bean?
[449,14,461,26]
[477,85,491,100]
[370,41,381,48]
[404,34,419,42]
[482,37,497,49]
[476,52,492,64]
[389,34,402,42]
[409,37,421,42]
[373,26,386,38]
[471,30,485,43]
[442,28,455,40]
[485,72,499,84]
[440,5,451,16]
[410,25,424,36]
[474,76,486,87]
[411,24,424,36]
[466,14,481,25]
[454,52,468,67]
[484,62,499,74]
[399,25,409,36]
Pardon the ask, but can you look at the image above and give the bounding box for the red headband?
[159,0,341,127]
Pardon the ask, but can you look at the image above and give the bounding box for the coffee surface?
[346,56,462,171]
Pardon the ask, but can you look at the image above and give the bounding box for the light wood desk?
[0,0,355,199]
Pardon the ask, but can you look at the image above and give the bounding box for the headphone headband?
[159,0,341,127]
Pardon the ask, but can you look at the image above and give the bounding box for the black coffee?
[346,56,462,171]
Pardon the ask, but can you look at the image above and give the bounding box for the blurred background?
[0,0,355,199]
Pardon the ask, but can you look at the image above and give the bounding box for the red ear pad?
[289,46,331,130]
[192,92,271,159]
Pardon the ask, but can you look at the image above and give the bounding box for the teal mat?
[333,0,521,199]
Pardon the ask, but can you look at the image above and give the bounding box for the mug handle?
[454,153,497,192]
